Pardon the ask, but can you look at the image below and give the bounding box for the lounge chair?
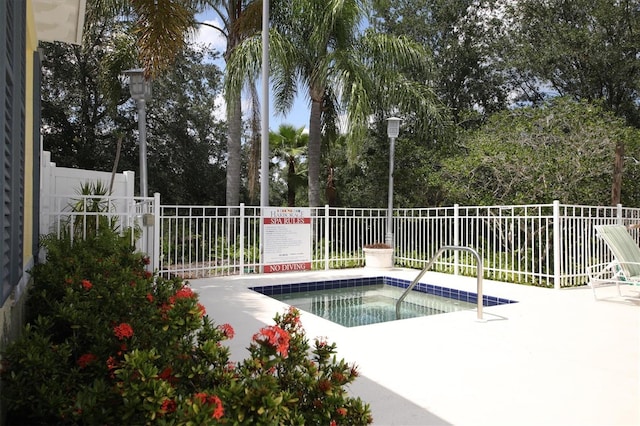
[588,224,640,299]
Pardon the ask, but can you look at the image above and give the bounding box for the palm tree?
[270,124,309,206]
[91,0,259,206]
[89,0,208,78]
[227,0,442,206]
[199,0,262,206]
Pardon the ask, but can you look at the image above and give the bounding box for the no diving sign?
[263,207,312,273]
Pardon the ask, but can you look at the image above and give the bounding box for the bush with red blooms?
[1,228,372,425]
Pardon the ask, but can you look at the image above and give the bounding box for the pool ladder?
[395,246,484,321]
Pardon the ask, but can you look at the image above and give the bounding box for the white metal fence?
[38,192,640,288]
[157,201,640,289]
[40,193,160,272]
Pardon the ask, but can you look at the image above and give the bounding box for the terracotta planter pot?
[363,247,394,269]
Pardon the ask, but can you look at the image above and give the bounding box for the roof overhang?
[32,0,86,45]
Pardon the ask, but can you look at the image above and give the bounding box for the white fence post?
[454,203,460,276]
[240,203,245,275]
[617,203,623,225]
[152,193,161,273]
[553,200,561,290]
[124,171,135,197]
[324,205,330,270]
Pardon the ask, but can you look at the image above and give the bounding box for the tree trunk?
[225,11,242,208]
[226,94,242,206]
[247,83,261,204]
[287,159,296,207]
[611,141,624,206]
[308,95,323,207]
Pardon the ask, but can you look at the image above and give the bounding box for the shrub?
[2,228,371,425]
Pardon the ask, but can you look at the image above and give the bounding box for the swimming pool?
[250,276,517,327]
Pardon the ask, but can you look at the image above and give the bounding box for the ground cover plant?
[1,228,371,425]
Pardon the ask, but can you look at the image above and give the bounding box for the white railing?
[157,201,640,288]
[39,195,640,289]
[40,193,160,272]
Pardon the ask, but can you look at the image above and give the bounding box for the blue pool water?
[250,277,517,328]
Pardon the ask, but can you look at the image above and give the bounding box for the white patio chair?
[588,224,640,299]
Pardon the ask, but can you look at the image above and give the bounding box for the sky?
[192,11,311,133]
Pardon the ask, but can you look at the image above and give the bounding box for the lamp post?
[124,68,152,197]
[386,117,401,247]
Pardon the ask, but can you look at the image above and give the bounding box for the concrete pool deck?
[190,268,639,425]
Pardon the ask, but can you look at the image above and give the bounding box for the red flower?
[196,303,206,317]
[161,398,176,414]
[144,271,152,279]
[169,286,195,304]
[336,407,348,416]
[218,323,235,339]
[332,371,346,383]
[211,395,224,420]
[106,356,118,371]
[194,392,208,405]
[77,353,97,368]
[330,421,337,426]
[158,367,176,384]
[318,379,332,392]
[146,293,154,303]
[142,256,151,265]
[253,325,290,357]
[350,365,359,378]
[81,279,92,290]
[193,393,224,419]
[113,323,134,340]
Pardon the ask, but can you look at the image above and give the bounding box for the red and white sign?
[263,207,312,273]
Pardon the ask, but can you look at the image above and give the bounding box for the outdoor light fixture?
[124,68,152,197]
[387,116,400,139]
[386,117,401,247]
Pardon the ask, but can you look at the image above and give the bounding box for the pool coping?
[190,267,640,425]
[249,275,518,307]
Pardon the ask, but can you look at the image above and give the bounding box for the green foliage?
[3,229,371,424]
[270,124,309,207]
[504,0,640,126]
[437,97,640,206]
[66,181,119,239]
[371,0,508,125]
[41,19,227,204]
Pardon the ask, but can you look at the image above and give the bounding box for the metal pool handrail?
[395,246,484,321]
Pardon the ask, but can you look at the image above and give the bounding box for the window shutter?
[0,0,26,303]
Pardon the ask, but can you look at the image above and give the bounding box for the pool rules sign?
[263,207,312,273]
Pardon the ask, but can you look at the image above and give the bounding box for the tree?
[227,0,443,207]
[437,98,640,206]
[200,0,262,206]
[500,0,640,204]
[145,47,228,204]
[41,13,228,204]
[504,0,640,126]
[88,0,209,78]
[269,125,308,207]
[40,21,132,172]
[371,0,508,127]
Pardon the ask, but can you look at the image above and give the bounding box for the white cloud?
[212,93,226,121]
[190,19,227,53]
[210,92,253,123]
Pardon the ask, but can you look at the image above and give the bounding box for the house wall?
[0,0,39,410]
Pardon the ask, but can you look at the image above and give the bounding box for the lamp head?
[124,68,152,102]
[387,117,401,138]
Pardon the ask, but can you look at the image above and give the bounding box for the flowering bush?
[1,228,372,424]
